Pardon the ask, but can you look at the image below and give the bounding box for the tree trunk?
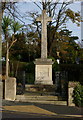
[6,41,9,78]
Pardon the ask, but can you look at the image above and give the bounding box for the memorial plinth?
[34,59,53,85]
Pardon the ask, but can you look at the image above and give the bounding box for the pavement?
[1,99,83,120]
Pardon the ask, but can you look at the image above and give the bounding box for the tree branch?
[8,39,17,50]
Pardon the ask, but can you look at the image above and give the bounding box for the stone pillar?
[0,82,2,120]
[5,77,16,101]
[0,81,3,100]
[68,87,75,106]
[68,82,78,106]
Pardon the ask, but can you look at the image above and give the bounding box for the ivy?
[73,83,83,107]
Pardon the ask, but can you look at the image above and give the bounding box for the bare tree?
[29,1,81,56]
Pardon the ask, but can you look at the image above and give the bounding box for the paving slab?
[3,105,57,116]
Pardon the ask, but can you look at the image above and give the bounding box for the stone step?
[16,95,58,101]
[25,84,55,92]
[16,95,67,105]
[24,91,55,96]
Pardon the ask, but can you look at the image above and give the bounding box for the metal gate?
[55,71,68,100]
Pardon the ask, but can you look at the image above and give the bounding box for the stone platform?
[25,84,55,92]
[16,84,67,105]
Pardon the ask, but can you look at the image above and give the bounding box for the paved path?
[3,105,56,116]
[1,100,83,120]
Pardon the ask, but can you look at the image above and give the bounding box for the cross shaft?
[36,10,52,59]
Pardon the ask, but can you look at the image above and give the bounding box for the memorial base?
[34,59,53,85]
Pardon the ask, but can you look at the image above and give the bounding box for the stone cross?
[36,10,52,59]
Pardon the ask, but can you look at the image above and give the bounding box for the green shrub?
[25,73,34,84]
[73,83,83,107]
[25,62,35,73]
[25,62,35,84]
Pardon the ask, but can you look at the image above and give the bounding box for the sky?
[4,1,82,43]
[81,2,83,40]
[66,2,81,37]
[14,1,81,41]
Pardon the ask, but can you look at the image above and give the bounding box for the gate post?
[68,82,78,106]
[5,77,16,101]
